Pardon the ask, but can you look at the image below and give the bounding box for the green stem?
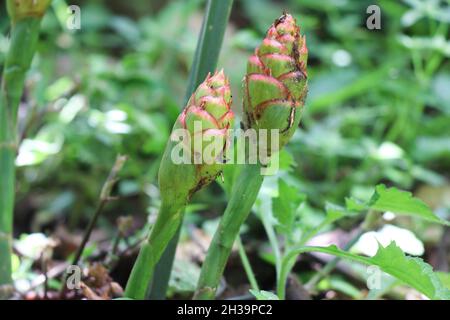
[184,0,234,104]
[124,201,184,299]
[236,236,259,292]
[0,97,15,296]
[278,210,379,298]
[258,199,282,290]
[147,226,181,299]
[0,15,45,296]
[277,245,373,300]
[2,18,42,120]
[303,229,365,292]
[148,0,234,300]
[194,164,264,300]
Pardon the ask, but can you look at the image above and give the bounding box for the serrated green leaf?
[286,242,450,300]
[368,242,449,299]
[249,289,279,300]
[272,180,306,233]
[369,184,450,226]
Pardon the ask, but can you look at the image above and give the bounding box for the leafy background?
[0,0,449,299]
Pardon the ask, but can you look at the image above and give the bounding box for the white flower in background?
[14,233,57,260]
[332,49,352,67]
[352,224,425,257]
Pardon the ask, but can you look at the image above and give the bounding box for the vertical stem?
[184,0,234,103]
[194,164,264,300]
[124,201,184,299]
[259,198,282,289]
[0,105,16,298]
[236,236,259,292]
[0,97,16,294]
[148,0,234,300]
[0,15,46,297]
[147,226,181,299]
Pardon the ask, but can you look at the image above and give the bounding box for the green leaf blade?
[287,242,450,300]
[272,180,306,233]
[369,184,450,226]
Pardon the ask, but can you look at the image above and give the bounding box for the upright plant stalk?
[0,0,52,297]
[184,0,234,104]
[194,164,263,300]
[194,13,308,300]
[236,236,259,291]
[149,0,234,300]
[125,71,234,299]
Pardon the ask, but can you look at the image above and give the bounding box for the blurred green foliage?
[0,0,449,299]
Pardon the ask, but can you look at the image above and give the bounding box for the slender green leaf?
[184,0,234,103]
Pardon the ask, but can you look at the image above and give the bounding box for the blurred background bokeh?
[0,0,449,299]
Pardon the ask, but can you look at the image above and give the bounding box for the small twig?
[72,155,127,267]
[59,155,127,297]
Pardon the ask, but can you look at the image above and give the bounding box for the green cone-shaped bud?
[159,70,234,208]
[125,71,234,299]
[7,0,52,22]
[243,13,308,155]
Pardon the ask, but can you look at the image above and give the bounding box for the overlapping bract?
[159,71,234,207]
[243,13,308,154]
[179,70,234,162]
